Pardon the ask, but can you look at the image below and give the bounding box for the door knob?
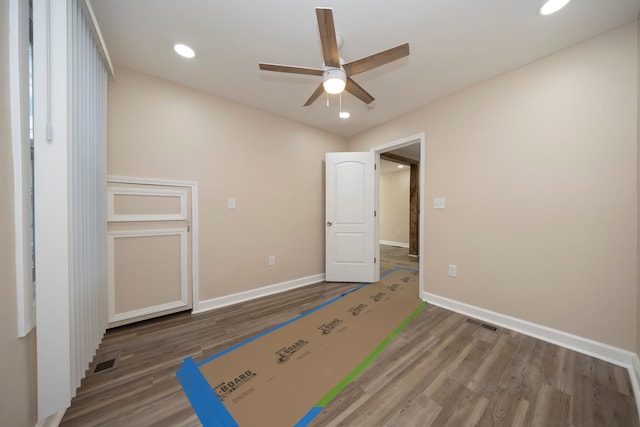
[327,221,332,226]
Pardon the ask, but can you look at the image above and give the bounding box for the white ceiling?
[90,0,639,138]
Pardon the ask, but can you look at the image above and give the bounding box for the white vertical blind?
[34,0,108,419]
[69,0,108,393]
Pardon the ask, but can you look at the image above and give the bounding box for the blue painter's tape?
[392,266,419,274]
[177,357,238,427]
[195,276,378,367]
[294,406,324,427]
[380,265,419,278]
[196,307,321,365]
[179,267,421,425]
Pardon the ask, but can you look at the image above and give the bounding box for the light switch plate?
[448,264,457,277]
[227,197,236,209]
[434,197,446,209]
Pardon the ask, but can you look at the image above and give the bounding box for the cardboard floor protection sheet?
[177,267,425,427]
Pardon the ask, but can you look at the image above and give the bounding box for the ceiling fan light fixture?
[539,0,571,15]
[323,68,346,94]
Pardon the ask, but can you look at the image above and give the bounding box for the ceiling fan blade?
[345,78,374,104]
[316,8,340,68]
[259,63,324,76]
[343,43,410,76]
[304,83,326,106]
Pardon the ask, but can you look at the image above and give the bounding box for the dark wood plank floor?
[60,246,638,426]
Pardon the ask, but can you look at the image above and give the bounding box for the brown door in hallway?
[380,152,419,256]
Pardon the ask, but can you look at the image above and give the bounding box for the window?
[29,0,35,285]
[10,0,36,336]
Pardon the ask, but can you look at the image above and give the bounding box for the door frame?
[107,176,200,312]
[369,133,425,297]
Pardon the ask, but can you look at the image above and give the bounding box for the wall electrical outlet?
[448,264,457,278]
[268,255,276,267]
[434,198,446,209]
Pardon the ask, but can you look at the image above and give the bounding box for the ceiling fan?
[258,7,409,107]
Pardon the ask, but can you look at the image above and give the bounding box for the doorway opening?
[379,151,419,257]
[371,133,425,297]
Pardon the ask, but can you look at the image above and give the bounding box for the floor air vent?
[93,358,116,373]
[466,318,498,332]
[92,349,120,374]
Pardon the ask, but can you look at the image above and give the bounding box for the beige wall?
[107,67,347,300]
[0,11,638,423]
[380,168,410,245]
[0,2,38,426]
[349,22,639,351]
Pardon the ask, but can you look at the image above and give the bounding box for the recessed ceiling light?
[539,0,571,15]
[339,111,350,119]
[174,43,195,58]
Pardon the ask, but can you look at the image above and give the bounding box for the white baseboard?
[380,240,409,248]
[423,291,640,419]
[194,273,326,314]
[109,299,189,324]
[631,354,640,421]
[35,410,65,427]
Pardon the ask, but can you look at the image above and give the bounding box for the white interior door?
[107,182,192,327]
[325,152,379,283]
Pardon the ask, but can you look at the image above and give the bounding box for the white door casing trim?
[107,176,200,311]
[369,132,426,296]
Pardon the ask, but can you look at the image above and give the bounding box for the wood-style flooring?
[60,246,638,426]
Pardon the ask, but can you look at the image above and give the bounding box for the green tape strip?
[315,301,427,407]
